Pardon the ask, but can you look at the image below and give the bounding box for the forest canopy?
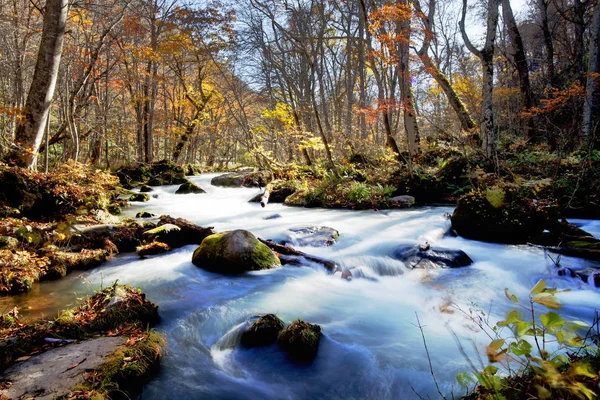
[0,0,598,170]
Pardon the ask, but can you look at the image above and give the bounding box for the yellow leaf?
[532,293,561,309]
[530,279,546,295]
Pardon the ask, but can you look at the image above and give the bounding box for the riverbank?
[0,283,163,399]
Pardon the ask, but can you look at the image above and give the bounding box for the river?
[4,173,600,399]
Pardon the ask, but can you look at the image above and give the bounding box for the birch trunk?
[7,0,68,168]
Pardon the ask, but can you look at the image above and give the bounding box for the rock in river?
[285,226,339,247]
[241,314,285,347]
[451,189,544,244]
[390,244,473,269]
[175,180,205,194]
[277,319,322,362]
[192,230,281,273]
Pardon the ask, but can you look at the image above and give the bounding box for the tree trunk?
[583,0,600,144]
[397,0,420,157]
[460,0,500,158]
[502,0,535,140]
[6,0,68,168]
[358,0,402,161]
[537,0,555,87]
[414,0,476,132]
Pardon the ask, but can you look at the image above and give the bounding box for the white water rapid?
[4,173,600,399]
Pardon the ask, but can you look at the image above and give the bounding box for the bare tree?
[460,0,501,158]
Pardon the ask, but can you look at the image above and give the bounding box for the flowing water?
[3,173,600,399]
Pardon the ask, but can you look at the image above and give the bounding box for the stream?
[3,173,600,399]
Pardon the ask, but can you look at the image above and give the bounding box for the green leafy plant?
[458,280,599,400]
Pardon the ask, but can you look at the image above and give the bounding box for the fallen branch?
[258,238,337,272]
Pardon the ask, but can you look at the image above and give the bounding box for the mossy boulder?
[43,249,108,280]
[116,160,187,187]
[175,180,205,194]
[451,189,545,244]
[136,211,156,218]
[129,193,150,202]
[142,224,181,246]
[140,185,153,193]
[241,314,285,347]
[211,171,270,188]
[56,284,160,332]
[277,319,322,362]
[192,230,281,274]
[211,172,248,187]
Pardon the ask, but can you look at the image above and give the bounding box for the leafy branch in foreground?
[458,279,599,400]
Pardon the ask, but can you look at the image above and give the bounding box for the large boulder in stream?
[241,314,285,347]
[285,226,339,247]
[175,180,205,194]
[192,230,281,274]
[451,189,545,244]
[390,244,473,269]
[211,171,270,188]
[277,319,322,362]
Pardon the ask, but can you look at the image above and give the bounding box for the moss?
[563,240,600,250]
[192,230,280,273]
[175,180,205,194]
[451,189,545,244]
[136,211,156,218]
[63,331,165,400]
[129,193,150,202]
[55,284,160,333]
[277,319,322,362]
[241,314,285,347]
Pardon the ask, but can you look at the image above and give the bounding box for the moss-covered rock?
[0,161,119,221]
[142,224,180,245]
[451,188,545,244]
[56,284,160,333]
[192,230,281,274]
[211,171,270,188]
[136,211,156,218]
[277,319,322,362]
[43,249,108,280]
[241,314,285,347]
[129,193,150,202]
[175,180,206,194]
[140,185,153,193]
[116,160,187,187]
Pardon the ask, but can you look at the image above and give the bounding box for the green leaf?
[509,339,532,357]
[505,288,519,304]
[456,372,476,388]
[532,293,561,309]
[515,320,532,337]
[530,279,546,295]
[483,365,498,376]
[540,312,565,330]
